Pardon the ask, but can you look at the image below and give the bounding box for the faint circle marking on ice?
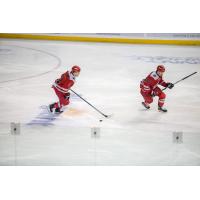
[131,55,200,64]
[0,45,62,83]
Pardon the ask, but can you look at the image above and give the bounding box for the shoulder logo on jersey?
[69,71,76,81]
[150,71,159,80]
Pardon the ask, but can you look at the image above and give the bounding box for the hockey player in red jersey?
[140,65,174,112]
[49,65,81,113]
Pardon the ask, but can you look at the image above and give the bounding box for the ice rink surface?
[0,39,200,165]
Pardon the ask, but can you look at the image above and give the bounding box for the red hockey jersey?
[53,71,75,93]
[140,71,167,94]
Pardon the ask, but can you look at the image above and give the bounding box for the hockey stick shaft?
[69,89,108,118]
[162,71,197,91]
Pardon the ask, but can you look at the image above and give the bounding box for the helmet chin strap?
[156,70,163,77]
[71,71,79,77]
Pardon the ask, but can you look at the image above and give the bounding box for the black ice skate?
[158,106,167,112]
[142,102,150,109]
[48,103,63,114]
[49,103,56,113]
[54,107,63,114]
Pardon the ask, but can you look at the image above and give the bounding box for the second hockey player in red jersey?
[140,65,174,112]
[49,65,81,113]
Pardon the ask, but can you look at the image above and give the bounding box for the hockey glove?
[55,79,61,84]
[167,82,174,89]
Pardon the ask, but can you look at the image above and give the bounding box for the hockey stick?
[162,71,197,91]
[69,89,111,118]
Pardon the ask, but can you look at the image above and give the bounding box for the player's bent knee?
[63,99,70,106]
[146,96,153,104]
[148,98,153,104]
[160,92,166,99]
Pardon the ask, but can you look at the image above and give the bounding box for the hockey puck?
[99,120,103,122]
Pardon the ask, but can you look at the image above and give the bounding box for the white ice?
[0,39,200,165]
